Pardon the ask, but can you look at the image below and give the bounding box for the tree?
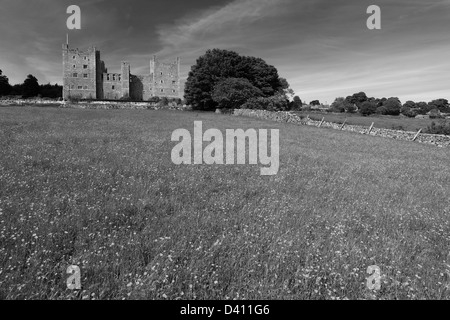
[212,77,263,109]
[416,102,431,115]
[346,92,368,108]
[40,83,62,98]
[428,99,450,113]
[403,100,416,109]
[22,74,40,98]
[329,97,345,113]
[291,96,303,110]
[184,49,285,110]
[279,77,295,100]
[0,69,12,96]
[310,100,320,106]
[359,101,378,116]
[383,97,401,115]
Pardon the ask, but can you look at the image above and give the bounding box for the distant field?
[295,111,438,132]
[1,106,450,300]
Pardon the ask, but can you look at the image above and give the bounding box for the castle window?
[83,65,88,69]
[160,80,164,84]
[160,89,164,93]
[78,86,83,89]
[83,74,88,78]
[119,75,121,81]
[73,73,78,77]
[73,56,76,59]
[172,81,176,85]
[70,85,74,89]
[107,74,110,81]
[73,65,76,69]
[172,90,176,93]
[113,75,116,81]
[112,85,115,90]
[84,57,87,60]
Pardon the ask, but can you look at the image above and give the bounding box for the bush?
[242,94,290,111]
[425,121,450,135]
[327,105,345,113]
[148,96,160,103]
[160,97,169,106]
[212,78,263,109]
[376,106,388,115]
[401,106,419,118]
[67,94,82,103]
[429,109,444,119]
[301,106,312,112]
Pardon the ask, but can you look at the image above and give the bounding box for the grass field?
[1,106,450,300]
[296,111,439,132]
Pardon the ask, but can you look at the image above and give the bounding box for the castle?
[62,44,181,101]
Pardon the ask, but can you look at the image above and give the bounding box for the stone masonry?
[62,44,181,101]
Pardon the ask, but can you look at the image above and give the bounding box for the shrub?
[425,121,450,135]
[212,78,263,109]
[67,94,82,103]
[160,97,169,106]
[376,106,388,115]
[429,108,443,119]
[327,105,345,113]
[301,106,312,112]
[401,106,419,118]
[148,96,160,103]
[242,94,290,111]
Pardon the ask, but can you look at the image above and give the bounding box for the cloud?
[155,0,291,58]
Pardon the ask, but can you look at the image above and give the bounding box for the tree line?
[325,92,449,118]
[0,70,62,99]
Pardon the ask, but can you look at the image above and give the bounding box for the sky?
[0,0,449,104]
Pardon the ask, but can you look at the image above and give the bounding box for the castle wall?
[130,75,152,101]
[102,73,123,100]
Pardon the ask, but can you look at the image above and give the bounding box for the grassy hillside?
[1,107,450,300]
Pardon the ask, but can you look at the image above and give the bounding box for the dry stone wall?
[233,109,450,148]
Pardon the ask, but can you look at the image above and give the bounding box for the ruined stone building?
[62,44,181,101]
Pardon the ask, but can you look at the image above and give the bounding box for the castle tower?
[151,55,181,98]
[62,44,99,100]
[121,62,130,98]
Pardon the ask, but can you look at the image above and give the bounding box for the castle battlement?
[62,44,181,101]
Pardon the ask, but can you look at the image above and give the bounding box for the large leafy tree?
[22,74,40,98]
[184,49,285,110]
[0,69,12,96]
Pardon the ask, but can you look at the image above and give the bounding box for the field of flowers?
[1,106,450,300]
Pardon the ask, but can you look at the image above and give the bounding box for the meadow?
[1,106,450,300]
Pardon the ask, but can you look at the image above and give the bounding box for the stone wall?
[233,109,450,148]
